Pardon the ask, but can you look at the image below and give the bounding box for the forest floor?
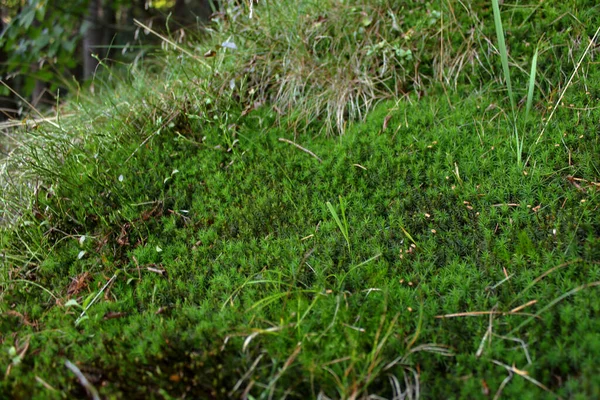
[1,1,600,399]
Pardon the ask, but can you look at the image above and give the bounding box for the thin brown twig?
[491,359,562,399]
[510,300,537,313]
[278,138,323,163]
[510,281,600,334]
[0,80,61,129]
[133,19,210,69]
[509,259,583,307]
[435,310,538,319]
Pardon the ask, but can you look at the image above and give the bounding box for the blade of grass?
[326,196,351,254]
[337,253,382,292]
[491,0,515,113]
[399,224,417,246]
[525,47,539,120]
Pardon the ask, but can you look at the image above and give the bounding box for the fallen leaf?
[103,312,127,320]
[67,272,92,297]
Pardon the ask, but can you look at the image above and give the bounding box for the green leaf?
[82,291,97,309]
[18,8,36,29]
[62,38,76,54]
[361,16,373,27]
[64,299,82,309]
[75,315,89,326]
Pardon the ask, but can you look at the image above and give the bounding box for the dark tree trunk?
[31,70,49,108]
[103,0,117,60]
[29,13,50,108]
[0,9,17,119]
[174,0,217,26]
[83,0,104,79]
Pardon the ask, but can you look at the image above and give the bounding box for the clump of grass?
[491,0,539,167]
[213,0,442,135]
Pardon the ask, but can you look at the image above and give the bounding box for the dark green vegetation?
[1,1,600,399]
[0,0,216,116]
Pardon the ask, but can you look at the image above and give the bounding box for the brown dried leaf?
[117,223,130,246]
[382,114,392,131]
[4,311,37,327]
[103,312,127,320]
[67,272,92,297]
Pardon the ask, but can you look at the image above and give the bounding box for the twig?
[509,281,600,334]
[35,376,58,392]
[510,299,537,313]
[491,359,561,399]
[278,138,323,163]
[0,80,62,130]
[493,334,532,364]
[493,371,513,400]
[486,274,514,291]
[75,273,117,325]
[509,259,582,307]
[476,306,495,357]
[435,310,537,319]
[230,354,264,396]
[125,111,178,163]
[64,360,100,400]
[0,115,74,130]
[133,19,211,69]
[532,26,600,147]
[2,279,59,302]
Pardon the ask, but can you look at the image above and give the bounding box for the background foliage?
[0,0,216,117]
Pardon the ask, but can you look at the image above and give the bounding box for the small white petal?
[221,41,237,50]
[77,250,86,259]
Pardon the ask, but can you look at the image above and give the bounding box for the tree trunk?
[82,0,104,79]
[103,0,117,60]
[174,0,217,26]
[0,9,16,119]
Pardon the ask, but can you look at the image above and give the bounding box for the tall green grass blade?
[326,201,344,239]
[525,47,539,120]
[326,196,351,254]
[514,124,522,167]
[491,0,515,113]
[337,253,381,291]
[399,224,417,246]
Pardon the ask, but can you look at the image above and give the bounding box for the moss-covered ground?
[1,1,600,399]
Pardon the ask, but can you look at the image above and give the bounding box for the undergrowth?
[1,0,600,399]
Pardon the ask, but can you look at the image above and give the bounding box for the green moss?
[2,88,599,397]
[2,0,600,398]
